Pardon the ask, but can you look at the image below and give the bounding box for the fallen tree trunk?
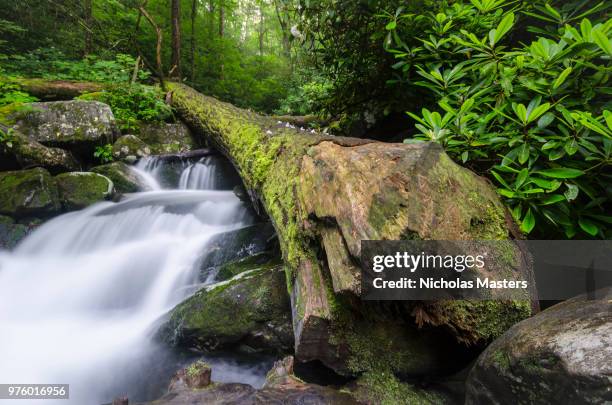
[168,83,537,373]
[6,77,104,100]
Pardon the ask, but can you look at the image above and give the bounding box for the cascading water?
[0,155,267,404]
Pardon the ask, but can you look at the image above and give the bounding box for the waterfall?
[0,157,262,404]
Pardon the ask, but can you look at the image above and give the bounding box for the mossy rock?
[10,100,117,157]
[112,135,151,162]
[351,371,453,405]
[216,253,281,282]
[0,167,61,217]
[91,161,149,194]
[55,172,114,210]
[159,264,293,353]
[138,122,197,154]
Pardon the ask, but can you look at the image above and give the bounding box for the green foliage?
[0,79,38,107]
[0,127,16,149]
[4,49,150,83]
[93,144,114,164]
[79,84,172,132]
[276,68,332,115]
[387,1,611,238]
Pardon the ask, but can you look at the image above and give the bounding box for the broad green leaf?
[540,194,565,205]
[592,28,612,55]
[515,168,529,188]
[564,139,579,155]
[537,112,555,128]
[553,67,572,89]
[491,13,514,46]
[518,143,530,164]
[535,167,585,178]
[386,21,397,30]
[578,217,599,236]
[520,208,536,233]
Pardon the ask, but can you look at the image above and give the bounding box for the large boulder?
[159,264,293,353]
[112,135,151,162]
[91,162,151,194]
[466,288,612,405]
[138,122,197,154]
[55,172,114,210]
[10,100,117,155]
[0,216,27,250]
[0,125,79,174]
[0,167,61,217]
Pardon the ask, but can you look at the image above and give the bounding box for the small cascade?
[178,157,217,190]
[0,154,264,404]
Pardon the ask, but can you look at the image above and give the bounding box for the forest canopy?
[0,0,610,239]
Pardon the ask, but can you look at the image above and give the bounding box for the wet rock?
[198,222,277,275]
[0,125,79,174]
[55,172,114,210]
[0,167,61,217]
[466,288,612,405]
[0,215,28,250]
[112,135,151,161]
[11,100,117,155]
[215,253,279,282]
[138,122,197,154]
[159,264,293,353]
[91,162,150,194]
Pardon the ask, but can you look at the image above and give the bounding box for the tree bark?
[4,77,103,99]
[190,0,197,83]
[170,0,182,80]
[218,0,224,80]
[83,0,93,56]
[167,82,536,372]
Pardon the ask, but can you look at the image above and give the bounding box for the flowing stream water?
[0,156,270,404]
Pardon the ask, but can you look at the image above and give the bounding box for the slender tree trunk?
[190,0,197,83]
[218,0,224,80]
[138,3,165,86]
[258,3,265,57]
[83,0,93,56]
[171,0,182,80]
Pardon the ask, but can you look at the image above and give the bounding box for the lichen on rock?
[0,167,61,217]
[112,134,151,162]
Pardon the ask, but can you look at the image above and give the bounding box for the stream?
[0,155,272,404]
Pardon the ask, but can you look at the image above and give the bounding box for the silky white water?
[0,157,257,404]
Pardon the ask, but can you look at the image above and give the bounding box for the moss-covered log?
[167,82,537,373]
[5,77,104,100]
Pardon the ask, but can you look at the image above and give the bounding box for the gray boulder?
[0,215,28,250]
[138,122,197,154]
[466,288,612,405]
[0,167,61,217]
[112,135,151,162]
[11,101,117,154]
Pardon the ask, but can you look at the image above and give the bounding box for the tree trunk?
[218,0,224,80]
[190,0,197,83]
[4,77,103,99]
[138,4,164,83]
[167,82,536,372]
[170,0,182,80]
[83,0,93,56]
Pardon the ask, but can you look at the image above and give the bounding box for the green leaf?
[553,67,572,89]
[535,168,585,178]
[592,28,612,55]
[578,217,599,236]
[386,21,397,30]
[564,139,579,155]
[514,168,529,188]
[520,208,536,234]
[540,194,565,205]
[537,112,555,128]
[518,143,530,164]
[491,12,514,46]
